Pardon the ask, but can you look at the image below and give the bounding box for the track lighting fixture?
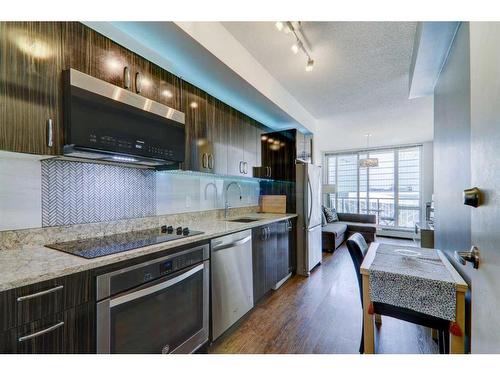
[306,58,314,72]
[275,21,314,72]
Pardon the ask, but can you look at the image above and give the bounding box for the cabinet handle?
[268,166,271,178]
[208,154,214,169]
[243,162,248,174]
[202,153,207,169]
[17,285,64,302]
[18,321,64,342]
[47,118,53,148]
[123,66,131,89]
[239,161,243,174]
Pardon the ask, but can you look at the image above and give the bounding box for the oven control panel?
[159,251,204,276]
[105,244,209,299]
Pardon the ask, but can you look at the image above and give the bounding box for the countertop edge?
[0,213,298,292]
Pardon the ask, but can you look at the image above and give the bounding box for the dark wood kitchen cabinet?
[0,21,270,172]
[252,223,277,304]
[276,220,292,284]
[257,129,313,181]
[252,219,294,304]
[0,270,95,354]
[16,303,94,354]
[182,81,210,172]
[227,107,245,176]
[210,97,229,175]
[0,328,17,353]
[0,22,63,155]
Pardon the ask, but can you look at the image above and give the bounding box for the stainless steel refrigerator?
[296,162,323,276]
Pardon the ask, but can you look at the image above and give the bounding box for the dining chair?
[345,233,450,354]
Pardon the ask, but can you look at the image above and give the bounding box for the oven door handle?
[109,263,204,307]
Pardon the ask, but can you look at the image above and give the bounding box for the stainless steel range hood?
[63,69,185,168]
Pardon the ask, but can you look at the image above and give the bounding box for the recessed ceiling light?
[291,43,299,54]
[275,22,284,31]
[190,101,198,109]
[162,89,173,98]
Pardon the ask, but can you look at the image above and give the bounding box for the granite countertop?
[0,213,297,292]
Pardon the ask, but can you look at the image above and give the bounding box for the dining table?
[360,242,468,354]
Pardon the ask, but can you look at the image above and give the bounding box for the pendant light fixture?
[359,134,379,168]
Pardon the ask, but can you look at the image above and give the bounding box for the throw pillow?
[322,205,339,223]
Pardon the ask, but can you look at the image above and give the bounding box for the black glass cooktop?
[46,226,204,259]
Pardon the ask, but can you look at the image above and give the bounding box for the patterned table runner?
[369,244,457,321]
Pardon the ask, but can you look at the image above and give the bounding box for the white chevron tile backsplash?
[0,153,261,231]
[41,160,156,227]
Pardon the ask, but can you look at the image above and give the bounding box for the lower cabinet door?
[264,223,277,291]
[252,226,269,304]
[17,312,66,353]
[16,303,95,354]
[0,328,17,354]
[275,221,290,284]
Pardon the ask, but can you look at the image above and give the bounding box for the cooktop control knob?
[182,227,190,236]
[160,225,167,233]
[176,227,183,235]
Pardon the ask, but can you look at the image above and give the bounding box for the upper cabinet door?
[0,22,63,155]
[61,22,134,90]
[182,81,209,172]
[210,97,228,175]
[227,108,245,176]
[243,118,257,177]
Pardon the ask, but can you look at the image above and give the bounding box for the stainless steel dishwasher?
[210,230,253,340]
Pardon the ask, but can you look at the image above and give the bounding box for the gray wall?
[433,22,471,257]
[421,141,434,224]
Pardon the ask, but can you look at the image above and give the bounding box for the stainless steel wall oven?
[96,244,209,354]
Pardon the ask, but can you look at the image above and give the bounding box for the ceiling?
[222,22,428,119]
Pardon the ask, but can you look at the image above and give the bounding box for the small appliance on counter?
[46,226,204,259]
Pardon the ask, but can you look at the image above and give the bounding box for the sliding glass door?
[325,145,421,230]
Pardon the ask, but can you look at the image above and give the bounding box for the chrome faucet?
[224,181,242,218]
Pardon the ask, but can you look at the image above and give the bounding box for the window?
[325,145,421,229]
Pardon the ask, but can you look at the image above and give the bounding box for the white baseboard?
[376,227,418,239]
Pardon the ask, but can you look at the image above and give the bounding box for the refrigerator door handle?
[307,177,313,226]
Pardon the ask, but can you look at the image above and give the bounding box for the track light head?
[305,58,314,72]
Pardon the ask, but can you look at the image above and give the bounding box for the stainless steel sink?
[225,217,261,223]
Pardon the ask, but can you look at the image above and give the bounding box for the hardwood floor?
[209,237,438,354]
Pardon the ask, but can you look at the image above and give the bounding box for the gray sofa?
[322,213,377,252]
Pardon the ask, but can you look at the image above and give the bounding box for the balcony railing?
[329,196,420,229]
